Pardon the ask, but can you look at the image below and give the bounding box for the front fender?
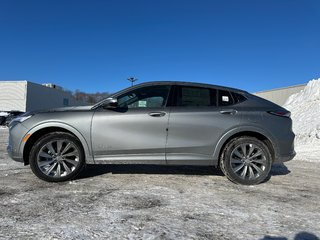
[20,121,94,163]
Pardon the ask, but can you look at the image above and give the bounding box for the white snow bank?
[283,79,320,161]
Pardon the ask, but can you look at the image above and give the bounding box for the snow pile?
[283,79,320,161]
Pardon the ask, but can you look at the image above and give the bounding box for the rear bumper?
[274,150,296,163]
[272,127,295,164]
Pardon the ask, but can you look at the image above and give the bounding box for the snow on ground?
[283,79,320,162]
[0,112,9,117]
[0,128,319,239]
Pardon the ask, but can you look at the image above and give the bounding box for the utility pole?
[127,77,138,86]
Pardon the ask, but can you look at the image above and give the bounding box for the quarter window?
[231,92,247,104]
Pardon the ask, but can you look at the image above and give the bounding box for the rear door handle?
[148,112,166,117]
[220,109,237,115]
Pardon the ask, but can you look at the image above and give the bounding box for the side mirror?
[103,98,118,109]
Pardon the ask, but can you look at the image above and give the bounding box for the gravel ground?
[0,128,319,240]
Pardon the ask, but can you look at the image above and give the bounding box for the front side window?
[117,85,170,108]
[176,86,217,107]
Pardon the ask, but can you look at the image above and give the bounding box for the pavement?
[0,128,319,240]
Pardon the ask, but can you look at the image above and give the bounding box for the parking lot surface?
[0,128,319,240]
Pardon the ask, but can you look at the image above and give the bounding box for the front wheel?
[220,136,272,185]
[29,132,86,182]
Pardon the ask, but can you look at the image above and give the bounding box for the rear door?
[166,85,241,164]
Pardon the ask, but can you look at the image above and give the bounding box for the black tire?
[29,132,86,182]
[219,136,272,185]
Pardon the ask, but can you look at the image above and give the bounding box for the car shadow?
[270,163,291,176]
[261,163,291,183]
[261,231,319,240]
[78,163,290,180]
[77,164,224,179]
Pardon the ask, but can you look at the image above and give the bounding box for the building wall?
[254,84,306,106]
[26,82,84,111]
[0,81,27,112]
[0,80,85,112]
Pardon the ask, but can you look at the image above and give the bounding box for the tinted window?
[117,85,170,108]
[218,90,234,106]
[231,92,247,103]
[176,86,217,107]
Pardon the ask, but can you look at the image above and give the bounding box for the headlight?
[9,114,33,128]
[13,115,33,123]
[8,111,35,128]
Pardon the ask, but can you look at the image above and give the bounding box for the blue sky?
[0,0,319,93]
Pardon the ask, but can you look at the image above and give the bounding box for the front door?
[91,85,171,163]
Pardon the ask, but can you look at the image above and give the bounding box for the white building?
[0,80,85,112]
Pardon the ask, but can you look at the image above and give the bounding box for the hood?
[49,105,93,112]
[29,105,94,115]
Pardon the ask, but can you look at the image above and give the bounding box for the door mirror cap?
[103,98,118,109]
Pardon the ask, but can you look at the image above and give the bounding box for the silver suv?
[7,81,295,185]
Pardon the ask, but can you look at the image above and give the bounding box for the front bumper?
[7,144,23,162]
[7,122,29,164]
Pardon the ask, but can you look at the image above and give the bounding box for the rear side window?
[176,86,217,107]
[218,90,234,106]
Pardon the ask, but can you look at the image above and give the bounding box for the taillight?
[267,110,291,118]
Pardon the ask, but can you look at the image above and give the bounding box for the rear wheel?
[220,136,272,185]
[29,132,86,182]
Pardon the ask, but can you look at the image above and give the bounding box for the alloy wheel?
[230,143,267,180]
[36,140,80,178]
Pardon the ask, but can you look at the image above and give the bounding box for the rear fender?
[212,125,278,162]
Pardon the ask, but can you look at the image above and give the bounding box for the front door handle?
[220,109,237,115]
[148,112,166,117]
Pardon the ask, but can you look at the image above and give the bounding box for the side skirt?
[92,153,218,166]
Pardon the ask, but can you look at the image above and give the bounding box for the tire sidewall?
[29,132,85,182]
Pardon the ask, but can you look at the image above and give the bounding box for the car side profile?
[7,81,295,185]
